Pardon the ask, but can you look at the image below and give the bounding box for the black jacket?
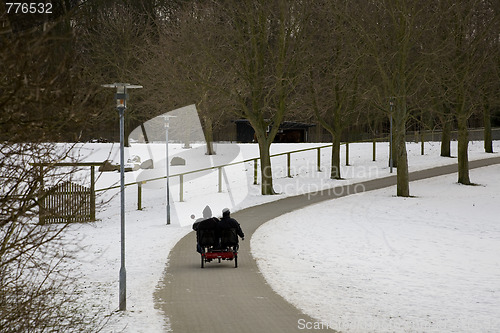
[219,216,244,239]
[194,217,220,247]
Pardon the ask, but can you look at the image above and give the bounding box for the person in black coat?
[219,208,244,249]
[192,205,220,253]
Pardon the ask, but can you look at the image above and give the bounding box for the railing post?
[91,166,96,220]
[420,131,425,155]
[137,182,142,211]
[218,167,222,193]
[345,141,350,166]
[253,159,258,185]
[372,139,376,162]
[179,174,184,202]
[317,147,321,172]
[39,166,45,225]
[287,152,292,178]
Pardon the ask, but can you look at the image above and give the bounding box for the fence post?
[179,174,184,202]
[137,182,142,211]
[218,167,222,193]
[287,153,291,178]
[39,166,45,225]
[372,139,376,162]
[420,131,425,155]
[345,141,350,166]
[253,159,258,185]
[317,147,321,172]
[90,166,96,220]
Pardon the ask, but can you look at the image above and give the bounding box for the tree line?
[2,0,499,194]
[1,1,499,329]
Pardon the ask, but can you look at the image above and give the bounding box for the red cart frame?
[201,246,238,268]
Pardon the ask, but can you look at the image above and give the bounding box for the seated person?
[218,208,244,250]
[193,206,220,253]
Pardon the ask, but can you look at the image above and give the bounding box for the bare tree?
[1,10,106,332]
[479,3,500,154]
[0,144,96,333]
[303,0,363,179]
[431,0,499,184]
[225,0,309,194]
[418,2,456,158]
[134,2,235,154]
[437,105,454,158]
[351,0,429,197]
[74,0,161,144]
[159,0,309,194]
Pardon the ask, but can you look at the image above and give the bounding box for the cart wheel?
[234,253,238,268]
[201,255,204,268]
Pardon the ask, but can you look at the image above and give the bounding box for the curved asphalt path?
[155,156,500,333]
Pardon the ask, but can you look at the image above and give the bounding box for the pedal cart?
[198,228,239,268]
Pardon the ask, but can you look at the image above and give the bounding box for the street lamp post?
[102,83,142,311]
[162,115,176,225]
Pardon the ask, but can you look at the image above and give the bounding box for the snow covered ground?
[251,164,500,333]
[58,140,499,332]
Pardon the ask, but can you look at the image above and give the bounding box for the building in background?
[234,119,315,143]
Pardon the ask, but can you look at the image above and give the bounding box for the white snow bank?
[252,164,500,333]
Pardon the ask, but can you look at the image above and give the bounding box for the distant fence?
[32,162,99,224]
[40,181,93,224]
[405,127,500,142]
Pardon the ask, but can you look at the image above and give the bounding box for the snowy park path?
[154,156,500,333]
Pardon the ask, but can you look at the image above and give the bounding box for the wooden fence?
[32,162,100,224]
[40,181,94,224]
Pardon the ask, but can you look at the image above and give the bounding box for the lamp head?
[101,83,143,109]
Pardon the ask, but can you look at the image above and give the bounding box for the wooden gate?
[40,181,94,224]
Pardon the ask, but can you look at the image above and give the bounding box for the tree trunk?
[396,141,410,197]
[440,118,451,157]
[203,117,216,155]
[258,141,276,195]
[140,123,150,143]
[457,115,471,185]
[330,112,342,179]
[484,105,493,153]
[330,134,341,179]
[391,96,410,197]
[395,114,410,197]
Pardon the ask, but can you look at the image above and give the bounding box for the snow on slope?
[59,140,498,332]
[252,164,500,332]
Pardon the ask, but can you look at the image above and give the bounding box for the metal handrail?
[94,143,336,192]
[95,136,391,208]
